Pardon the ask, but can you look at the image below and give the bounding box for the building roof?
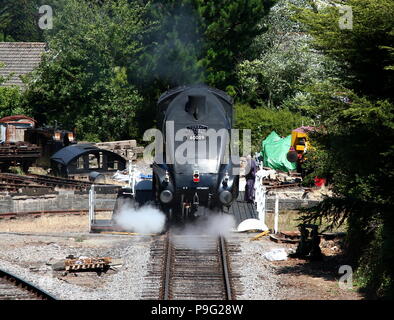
[0,115,37,124]
[51,144,126,166]
[0,42,47,88]
[51,144,100,166]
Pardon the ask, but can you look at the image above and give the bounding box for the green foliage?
[300,93,394,298]
[353,219,394,299]
[234,103,310,152]
[237,41,327,108]
[141,0,205,87]
[0,0,44,42]
[291,0,394,298]
[293,0,394,99]
[21,0,277,138]
[141,0,276,92]
[25,0,148,141]
[0,64,28,117]
[195,0,276,90]
[236,0,340,109]
[0,86,28,118]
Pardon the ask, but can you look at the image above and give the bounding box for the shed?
[50,144,126,177]
[0,115,37,143]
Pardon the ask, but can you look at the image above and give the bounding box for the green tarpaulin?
[261,131,296,172]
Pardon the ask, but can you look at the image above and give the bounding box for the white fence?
[254,168,280,234]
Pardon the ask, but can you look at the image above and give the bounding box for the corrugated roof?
[0,42,47,88]
[51,144,127,167]
[51,144,99,166]
[0,115,37,123]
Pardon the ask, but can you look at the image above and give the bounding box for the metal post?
[255,170,266,224]
[88,184,95,232]
[274,193,279,234]
[128,159,136,196]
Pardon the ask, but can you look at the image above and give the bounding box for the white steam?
[172,213,236,250]
[113,200,166,234]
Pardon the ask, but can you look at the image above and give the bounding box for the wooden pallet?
[64,257,112,271]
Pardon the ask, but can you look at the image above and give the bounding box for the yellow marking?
[100,231,158,236]
[251,230,270,241]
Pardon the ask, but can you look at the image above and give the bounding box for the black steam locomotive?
[152,85,239,220]
[113,85,239,222]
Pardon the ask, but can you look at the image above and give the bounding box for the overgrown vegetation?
[235,103,308,152]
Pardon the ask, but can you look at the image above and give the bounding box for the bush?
[0,86,29,118]
[234,103,310,153]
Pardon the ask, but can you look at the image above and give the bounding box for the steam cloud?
[172,213,236,250]
[113,200,166,234]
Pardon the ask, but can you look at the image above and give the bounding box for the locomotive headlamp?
[164,171,170,183]
[160,189,173,203]
[222,171,229,186]
[219,190,232,205]
[193,170,200,183]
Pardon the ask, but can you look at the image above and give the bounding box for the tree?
[0,86,27,118]
[234,103,310,152]
[196,0,276,91]
[0,62,28,117]
[236,0,340,109]
[294,0,394,298]
[0,0,44,42]
[294,0,394,100]
[134,0,276,133]
[140,0,205,88]
[25,0,149,141]
[140,0,276,93]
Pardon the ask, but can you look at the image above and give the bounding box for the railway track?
[143,231,240,300]
[0,268,57,300]
[0,172,94,193]
[0,209,112,220]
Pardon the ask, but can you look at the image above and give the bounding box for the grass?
[0,211,112,233]
[0,209,346,235]
[264,210,347,233]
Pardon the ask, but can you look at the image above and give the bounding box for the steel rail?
[162,231,172,300]
[219,235,233,300]
[0,268,57,300]
[160,232,233,300]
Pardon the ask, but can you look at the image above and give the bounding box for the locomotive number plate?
[189,135,206,140]
[187,124,207,141]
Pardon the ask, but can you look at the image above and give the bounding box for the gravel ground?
[0,227,362,300]
[230,233,284,300]
[0,232,152,300]
[0,159,357,300]
[0,230,286,300]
